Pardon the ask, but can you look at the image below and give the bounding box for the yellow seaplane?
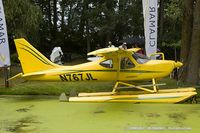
[12,38,197,103]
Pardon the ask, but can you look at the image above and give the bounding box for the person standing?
[119,42,127,50]
[108,41,115,48]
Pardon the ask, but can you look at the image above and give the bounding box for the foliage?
[162,0,182,43]
[4,0,42,46]
[3,0,185,53]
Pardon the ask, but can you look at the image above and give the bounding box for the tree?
[185,0,200,84]
[180,0,194,82]
[163,0,182,44]
[4,0,42,46]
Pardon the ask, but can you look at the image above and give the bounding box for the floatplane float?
[11,38,197,103]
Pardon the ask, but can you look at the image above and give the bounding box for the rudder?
[14,38,58,74]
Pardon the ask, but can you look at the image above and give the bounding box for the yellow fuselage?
[14,38,182,82]
[23,52,180,82]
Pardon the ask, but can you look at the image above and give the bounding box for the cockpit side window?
[120,57,135,69]
[100,59,113,68]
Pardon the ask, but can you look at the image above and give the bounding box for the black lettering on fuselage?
[59,75,68,81]
[89,73,97,80]
[59,73,97,81]
[86,73,91,80]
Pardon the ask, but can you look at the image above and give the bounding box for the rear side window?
[100,59,113,68]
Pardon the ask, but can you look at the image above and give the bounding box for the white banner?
[0,0,10,67]
[142,0,158,58]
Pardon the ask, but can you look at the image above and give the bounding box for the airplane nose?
[174,61,183,68]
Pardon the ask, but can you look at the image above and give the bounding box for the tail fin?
[14,38,58,74]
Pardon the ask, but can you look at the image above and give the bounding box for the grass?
[0,80,115,95]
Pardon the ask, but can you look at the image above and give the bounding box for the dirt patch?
[168,113,186,125]
[93,110,105,114]
[16,108,30,112]
[4,116,40,133]
[16,105,34,112]
[146,113,160,118]
[123,110,134,113]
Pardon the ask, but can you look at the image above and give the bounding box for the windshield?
[132,53,150,64]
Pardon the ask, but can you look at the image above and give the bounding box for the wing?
[87,47,136,56]
[127,48,141,52]
[87,47,119,56]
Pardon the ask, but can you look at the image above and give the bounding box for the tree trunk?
[53,0,57,32]
[78,0,87,38]
[60,1,65,31]
[48,0,52,29]
[180,0,194,82]
[86,20,90,53]
[186,0,200,84]
[67,2,73,31]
